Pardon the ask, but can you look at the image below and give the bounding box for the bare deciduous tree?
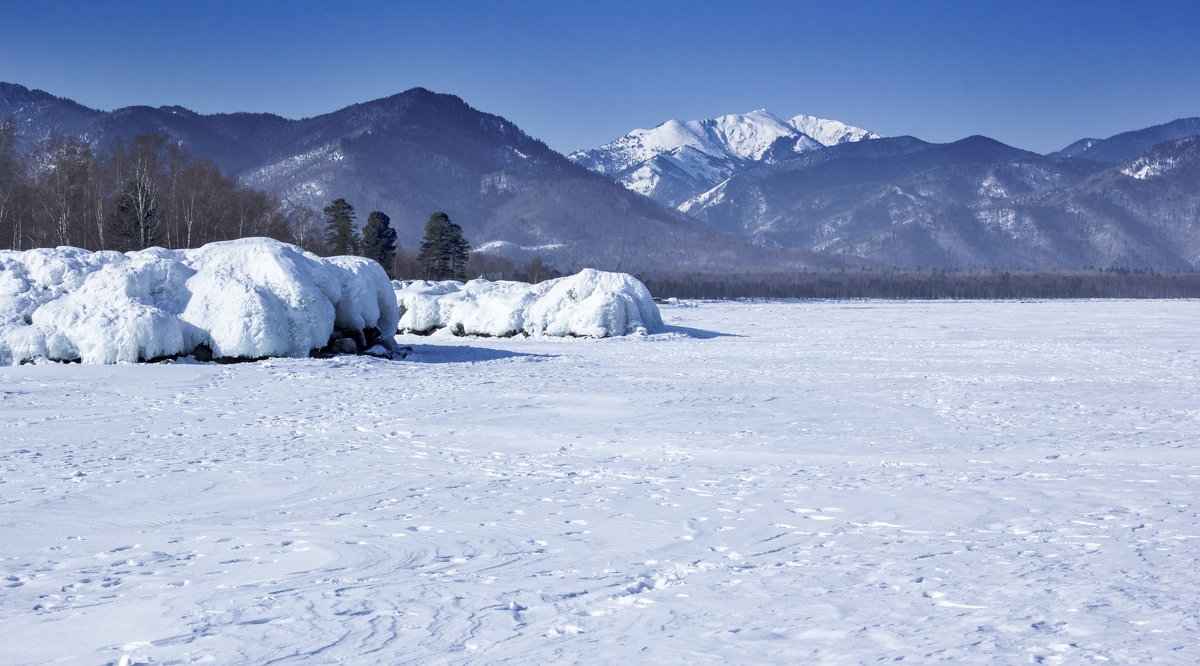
[33,135,95,247]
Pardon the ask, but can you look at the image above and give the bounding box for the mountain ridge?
[1049,117,1200,163]
[682,132,1200,269]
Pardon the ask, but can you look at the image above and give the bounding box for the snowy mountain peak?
[574,109,816,176]
[702,109,819,161]
[569,109,880,208]
[789,115,881,147]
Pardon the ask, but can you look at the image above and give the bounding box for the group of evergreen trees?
[319,197,400,278]
[318,198,470,281]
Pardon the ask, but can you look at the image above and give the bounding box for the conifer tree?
[323,198,356,255]
[417,211,471,280]
[360,210,398,277]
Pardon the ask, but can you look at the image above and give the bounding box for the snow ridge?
[789,115,881,147]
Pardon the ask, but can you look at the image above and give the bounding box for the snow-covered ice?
[2,300,1199,664]
[0,238,399,364]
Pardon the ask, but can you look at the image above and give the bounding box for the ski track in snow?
[2,300,1199,664]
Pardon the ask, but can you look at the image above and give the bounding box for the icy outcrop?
[0,238,399,365]
[394,269,662,338]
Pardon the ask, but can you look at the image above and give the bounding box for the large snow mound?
[0,238,399,365]
[394,269,662,338]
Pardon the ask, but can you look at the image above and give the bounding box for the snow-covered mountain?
[569,110,879,207]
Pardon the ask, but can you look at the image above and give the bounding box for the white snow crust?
[0,238,399,364]
[2,300,1198,664]
[394,268,662,337]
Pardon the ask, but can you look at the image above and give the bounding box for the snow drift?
[395,269,662,338]
[0,238,399,365]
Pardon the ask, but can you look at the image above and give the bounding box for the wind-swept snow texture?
[394,269,662,337]
[0,238,399,364]
[2,300,1200,664]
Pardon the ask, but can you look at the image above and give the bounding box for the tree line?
[316,197,472,281]
[0,120,289,252]
[641,268,1200,300]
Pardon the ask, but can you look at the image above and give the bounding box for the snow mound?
[394,269,662,338]
[0,238,399,365]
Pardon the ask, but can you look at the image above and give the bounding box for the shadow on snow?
[401,344,557,364]
[657,324,743,339]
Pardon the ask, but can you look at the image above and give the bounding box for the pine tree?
[417,211,471,280]
[360,210,398,278]
[323,198,356,255]
[448,219,471,280]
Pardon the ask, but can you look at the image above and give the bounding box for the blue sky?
[3,0,1199,154]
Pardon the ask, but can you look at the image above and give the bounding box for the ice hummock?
[0,238,400,365]
[394,268,662,338]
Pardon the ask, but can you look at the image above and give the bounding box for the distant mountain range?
[1,82,804,273]
[578,109,1200,269]
[2,82,1198,271]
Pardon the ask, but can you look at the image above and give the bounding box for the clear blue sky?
[3,0,1199,154]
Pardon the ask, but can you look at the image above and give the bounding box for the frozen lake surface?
[2,300,1198,664]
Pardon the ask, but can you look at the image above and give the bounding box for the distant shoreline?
[642,268,1200,300]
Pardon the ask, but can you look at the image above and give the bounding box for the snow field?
[1,300,1199,664]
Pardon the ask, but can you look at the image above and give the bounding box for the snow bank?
[0,238,399,365]
[394,269,662,338]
